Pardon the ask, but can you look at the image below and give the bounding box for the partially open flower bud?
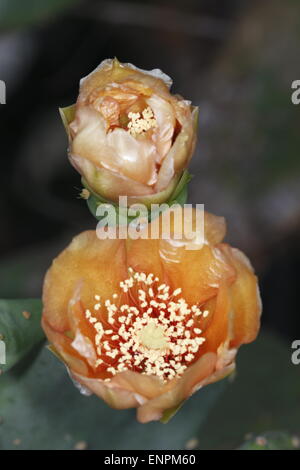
[60,58,198,205]
[42,208,261,423]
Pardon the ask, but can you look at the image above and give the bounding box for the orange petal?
[159,241,236,306]
[201,281,233,354]
[78,59,171,106]
[71,372,142,409]
[224,246,262,347]
[71,106,159,186]
[42,231,126,331]
[137,352,217,423]
[42,317,89,376]
[203,212,226,245]
[109,370,169,400]
[126,207,234,306]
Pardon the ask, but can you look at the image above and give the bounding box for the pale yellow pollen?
[158,284,166,291]
[148,288,154,297]
[146,273,155,285]
[138,322,169,350]
[106,350,118,359]
[107,367,116,375]
[185,353,195,362]
[85,269,206,384]
[120,305,129,312]
[158,293,169,301]
[94,322,103,333]
[125,315,133,325]
[85,309,91,319]
[80,188,90,200]
[173,288,182,296]
[203,310,209,318]
[95,334,102,346]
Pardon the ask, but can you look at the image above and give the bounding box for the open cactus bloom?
[42,208,261,423]
[60,58,198,205]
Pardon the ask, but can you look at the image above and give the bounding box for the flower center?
[138,322,168,350]
[127,106,157,137]
[84,269,209,383]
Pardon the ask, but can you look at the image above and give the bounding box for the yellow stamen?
[85,269,206,383]
[127,106,157,137]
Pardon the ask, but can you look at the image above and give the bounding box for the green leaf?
[0,0,78,31]
[0,299,44,373]
[238,431,300,450]
[0,346,228,450]
[197,333,300,449]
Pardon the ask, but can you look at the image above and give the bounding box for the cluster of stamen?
[85,269,209,383]
[127,107,157,137]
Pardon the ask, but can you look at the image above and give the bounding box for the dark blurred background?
[0,0,300,451]
[1,0,299,340]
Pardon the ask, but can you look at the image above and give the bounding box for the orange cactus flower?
[42,208,261,423]
[60,58,198,205]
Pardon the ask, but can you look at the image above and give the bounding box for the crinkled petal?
[71,372,142,409]
[201,282,233,353]
[158,237,236,306]
[224,246,262,347]
[78,58,172,105]
[147,94,175,161]
[106,127,158,185]
[137,352,217,423]
[72,156,154,201]
[42,231,126,331]
[71,107,158,185]
[42,317,89,376]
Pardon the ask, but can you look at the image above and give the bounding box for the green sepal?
[59,104,76,138]
[160,401,184,424]
[83,170,192,226]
